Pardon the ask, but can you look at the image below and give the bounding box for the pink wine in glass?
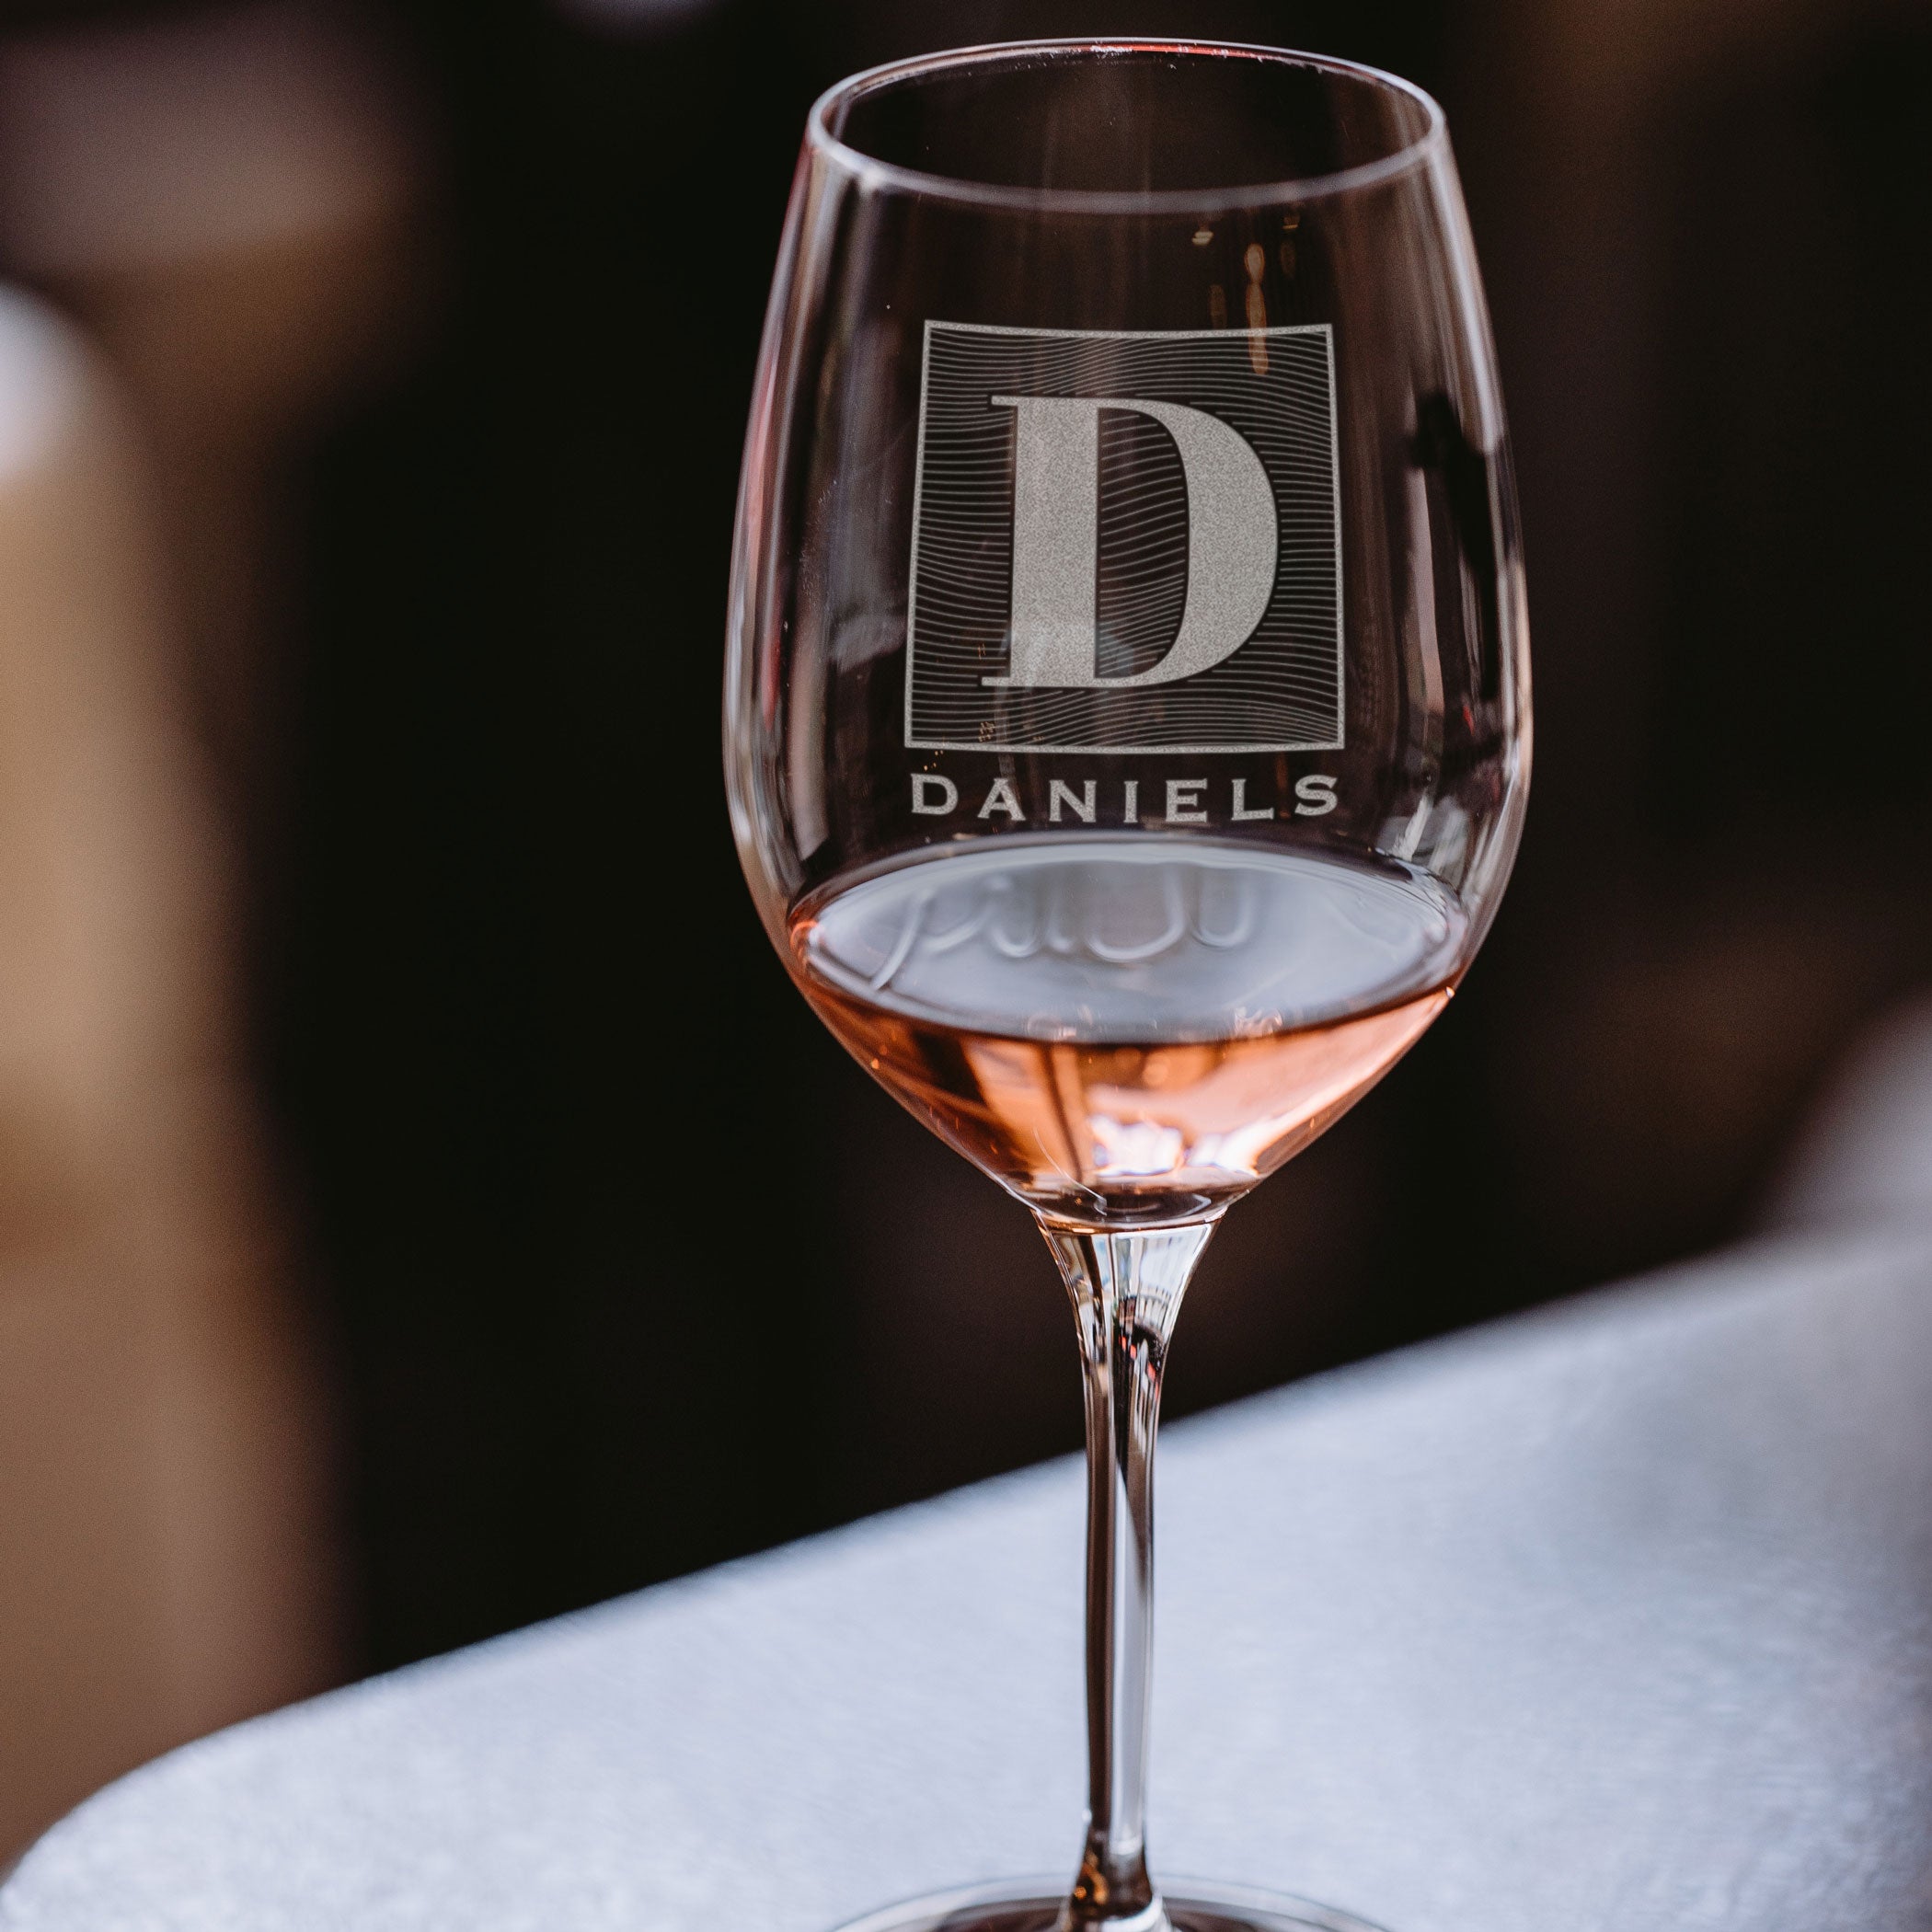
[790,835,1468,1223]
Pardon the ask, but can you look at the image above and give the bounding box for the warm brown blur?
[0,293,336,1854]
[0,0,420,1856]
[1,0,1926,1867]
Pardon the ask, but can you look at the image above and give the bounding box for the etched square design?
[904,321,1342,754]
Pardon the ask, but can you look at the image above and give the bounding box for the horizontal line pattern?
[907,325,1341,752]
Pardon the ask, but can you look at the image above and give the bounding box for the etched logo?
[904,322,1342,754]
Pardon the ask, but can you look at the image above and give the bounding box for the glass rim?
[806,39,1449,215]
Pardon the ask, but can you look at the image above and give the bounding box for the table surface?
[6,1224,1932,1932]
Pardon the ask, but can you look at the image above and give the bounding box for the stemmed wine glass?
[725,40,1528,1932]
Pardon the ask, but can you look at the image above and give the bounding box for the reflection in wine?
[794,837,1466,1222]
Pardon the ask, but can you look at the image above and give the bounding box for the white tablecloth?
[6,1226,1932,1932]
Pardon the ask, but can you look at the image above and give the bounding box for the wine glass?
[724,40,1528,1932]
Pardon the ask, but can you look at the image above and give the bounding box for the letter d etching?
[904,321,1343,756]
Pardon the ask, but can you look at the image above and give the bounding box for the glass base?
[831,1877,1388,1932]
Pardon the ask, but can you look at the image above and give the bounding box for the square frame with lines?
[903,321,1344,756]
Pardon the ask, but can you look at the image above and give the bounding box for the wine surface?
[791,835,1467,1222]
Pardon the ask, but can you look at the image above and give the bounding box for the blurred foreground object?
[0,290,336,1859]
[0,0,428,925]
[0,4,426,1845]
[1771,994,1932,1232]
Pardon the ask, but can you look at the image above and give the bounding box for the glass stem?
[1040,1217,1220,1932]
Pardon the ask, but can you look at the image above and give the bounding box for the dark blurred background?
[1,0,1926,1857]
